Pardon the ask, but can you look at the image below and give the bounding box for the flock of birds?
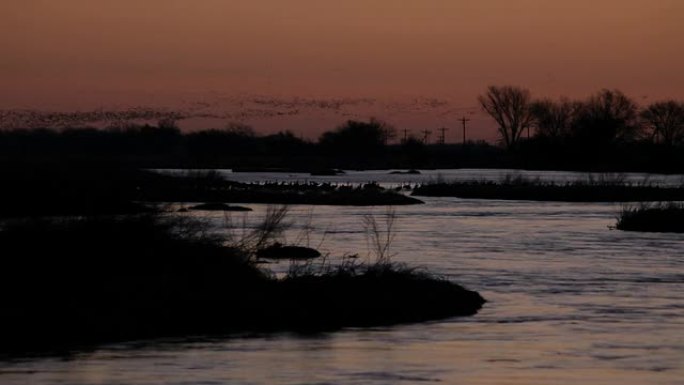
[0,94,479,130]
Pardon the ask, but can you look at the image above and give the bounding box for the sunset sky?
[1,0,683,141]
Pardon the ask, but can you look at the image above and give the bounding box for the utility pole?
[437,127,449,145]
[460,117,470,144]
[403,128,409,143]
[421,129,432,144]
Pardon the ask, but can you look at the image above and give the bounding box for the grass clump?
[615,203,684,233]
[274,208,485,328]
[413,174,684,202]
[279,258,484,329]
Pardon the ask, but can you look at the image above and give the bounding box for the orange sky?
[1,0,683,141]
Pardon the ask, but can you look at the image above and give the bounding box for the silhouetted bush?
[616,203,684,233]
[277,261,484,329]
[319,119,395,166]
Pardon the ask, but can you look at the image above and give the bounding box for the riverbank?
[1,214,483,354]
[0,164,421,218]
[413,177,684,202]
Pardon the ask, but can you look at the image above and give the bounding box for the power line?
[421,129,432,144]
[437,127,449,145]
[461,116,470,144]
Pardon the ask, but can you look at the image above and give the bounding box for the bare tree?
[572,89,639,143]
[478,85,534,149]
[640,100,684,145]
[530,97,579,139]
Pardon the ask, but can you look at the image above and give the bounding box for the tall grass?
[615,202,684,233]
[222,205,292,258]
[363,207,397,264]
[413,175,684,202]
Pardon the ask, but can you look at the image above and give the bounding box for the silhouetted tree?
[261,131,310,156]
[641,100,684,146]
[478,85,534,149]
[530,97,579,139]
[319,119,394,157]
[399,136,428,167]
[224,122,257,137]
[186,124,259,161]
[571,89,639,145]
[157,118,179,131]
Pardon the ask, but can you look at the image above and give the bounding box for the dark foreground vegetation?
[0,214,484,354]
[413,176,684,202]
[615,203,684,233]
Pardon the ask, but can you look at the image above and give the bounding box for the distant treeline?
[1,87,684,172]
[477,86,684,172]
[0,121,504,170]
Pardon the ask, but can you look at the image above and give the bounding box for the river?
[1,169,683,385]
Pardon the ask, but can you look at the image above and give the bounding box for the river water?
[2,170,683,385]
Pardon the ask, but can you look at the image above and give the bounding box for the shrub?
[615,203,684,233]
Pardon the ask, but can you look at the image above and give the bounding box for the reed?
[615,202,684,233]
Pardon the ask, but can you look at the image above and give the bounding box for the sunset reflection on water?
[2,173,682,384]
